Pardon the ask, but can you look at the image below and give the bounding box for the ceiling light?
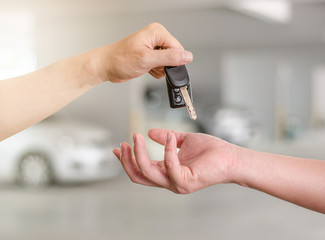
[229,0,292,24]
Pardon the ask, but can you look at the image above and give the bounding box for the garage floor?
[0,172,324,240]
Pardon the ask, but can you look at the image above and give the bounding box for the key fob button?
[175,95,182,103]
[173,88,180,93]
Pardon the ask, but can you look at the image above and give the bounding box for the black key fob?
[164,65,192,108]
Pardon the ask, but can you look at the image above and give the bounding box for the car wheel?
[18,152,53,187]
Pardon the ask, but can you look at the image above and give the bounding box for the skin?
[113,129,325,214]
[0,22,193,141]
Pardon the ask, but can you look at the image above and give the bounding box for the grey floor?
[0,173,324,240]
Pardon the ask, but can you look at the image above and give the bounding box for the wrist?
[228,144,255,187]
[56,50,105,90]
[82,45,113,85]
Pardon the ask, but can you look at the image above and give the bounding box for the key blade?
[180,87,197,120]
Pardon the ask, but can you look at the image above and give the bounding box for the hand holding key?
[0,22,194,141]
[94,23,193,83]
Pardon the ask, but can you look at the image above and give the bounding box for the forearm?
[234,147,325,213]
[0,50,100,141]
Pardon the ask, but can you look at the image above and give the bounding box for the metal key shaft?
[180,86,197,120]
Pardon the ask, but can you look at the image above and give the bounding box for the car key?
[164,65,197,120]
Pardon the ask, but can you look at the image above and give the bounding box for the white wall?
[221,47,325,140]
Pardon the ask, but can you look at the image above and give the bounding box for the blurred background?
[1,0,325,239]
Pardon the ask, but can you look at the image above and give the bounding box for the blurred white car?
[0,117,121,187]
[198,107,257,146]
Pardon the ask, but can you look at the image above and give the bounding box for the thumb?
[164,131,182,186]
[151,49,193,67]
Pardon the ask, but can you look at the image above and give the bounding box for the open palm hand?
[113,128,237,194]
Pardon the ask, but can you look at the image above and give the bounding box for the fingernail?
[182,50,193,62]
[165,132,171,145]
[120,143,123,159]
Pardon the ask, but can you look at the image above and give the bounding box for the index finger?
[147,22,184,50]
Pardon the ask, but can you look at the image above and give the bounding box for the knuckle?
[129,176,138,184]
[129,171,142,183]
[174,184,192,195]
[129,174,139,184]
[140,168,151,179]
[164,159,174,169]
[164,145,173,153]
[167,50,183,65]
[175,186,190,195]
[148,22,164,30]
